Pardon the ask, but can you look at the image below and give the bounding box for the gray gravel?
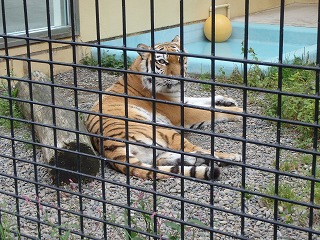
[0,68,319,239]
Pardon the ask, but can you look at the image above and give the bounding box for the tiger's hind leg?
[156,151,211,166]
[104,127,239,180]
[155,128,241,179]
[110,147,219,180]
[109,145,235,180]
[105,139,222,180]
[156,150,241,168]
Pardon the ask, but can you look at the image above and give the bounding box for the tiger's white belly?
[128,105,172,164]
[129,105,172,125]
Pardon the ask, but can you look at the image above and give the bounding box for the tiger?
[85,35,242,180]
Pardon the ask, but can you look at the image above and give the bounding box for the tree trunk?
[16,71,99,185]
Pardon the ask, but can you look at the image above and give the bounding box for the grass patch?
[197,72,213,91]
[213,55,318,149]
[260,177,319,226]
[208,50,320,227]
[0,202,21,240]
[312,165,320,204]
[80,53,133,74]
[0,85,24,129]
[279,155,320,203]
[260,181,309,225]
[277,154,313,173]
[260,58,317,148]
[262,182,298,211]
[262,154,320,226]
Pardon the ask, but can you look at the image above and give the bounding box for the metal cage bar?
[0,0,319,239]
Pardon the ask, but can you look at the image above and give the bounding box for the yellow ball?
[204,14,232,42]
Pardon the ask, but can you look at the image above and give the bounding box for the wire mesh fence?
[0,0,319,239]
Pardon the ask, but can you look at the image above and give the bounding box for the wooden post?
[16,71,99,185]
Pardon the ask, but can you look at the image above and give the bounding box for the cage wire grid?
[0,0,320,239]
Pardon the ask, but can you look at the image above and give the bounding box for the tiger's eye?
[158,59,167,65]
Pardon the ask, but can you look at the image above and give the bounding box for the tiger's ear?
[171,35,180,43]
[137,43,151,58]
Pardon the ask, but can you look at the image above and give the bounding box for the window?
[0,0,78,48]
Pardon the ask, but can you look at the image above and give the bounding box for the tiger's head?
[136,35,187,94]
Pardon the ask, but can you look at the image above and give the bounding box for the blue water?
[94,22,317,75]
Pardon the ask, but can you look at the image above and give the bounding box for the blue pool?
[94,22,317,75]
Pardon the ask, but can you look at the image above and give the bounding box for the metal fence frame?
[0,0,320,239]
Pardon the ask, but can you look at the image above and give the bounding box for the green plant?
[261,182,300,223]
[80,54,98,66]
[0,84,24,129]
[51,227,72,240]
[215,42,318,148]
[197,45,320,228]
[0,222,5,240]
[260,162,320,226]
[0,203,21,240]
[261,60,317,148]
[241,41,258,61]
[164,218,207,240]
[0,196,81,240]
[315,181,320,205]
[122,192,154,240]
[305,160,320,205]
[279,158,301,172]
[80,52,133,74]
[243,186,254,200]
[0,216,13,240]
[196,72,213,91]
[115,191,208,240]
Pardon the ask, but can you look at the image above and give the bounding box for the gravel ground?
[0,68,319,239]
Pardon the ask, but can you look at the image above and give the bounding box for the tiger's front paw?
[215,96,238,107]
[230,107,243,121]
[214,153,242,167]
